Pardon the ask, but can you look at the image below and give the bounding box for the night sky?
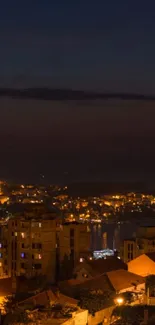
[1,1,155,183]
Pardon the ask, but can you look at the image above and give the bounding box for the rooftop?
[75,257,127,276]
[107,269,145,292]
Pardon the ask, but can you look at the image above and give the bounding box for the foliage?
[112,305,155,324]
[3,293,33,313]
[77,288,114,315]
[3,311,31,324]
[112,305,143,323]
[148,315,155,325]
[3,295,19,313]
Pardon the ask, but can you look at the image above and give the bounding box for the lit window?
[14,232,17,237]
[79,258,84,263]
[34,253,42,260]
[39,223,42,228]
[0,253,2,258]
[21,253,25,258]
[0,243,2,248]
[0,262,2,267]
[82,273,88,278]
[21,232,25,239]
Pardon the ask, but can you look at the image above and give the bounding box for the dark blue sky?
[1,1,155,183]
[1,0,155,93]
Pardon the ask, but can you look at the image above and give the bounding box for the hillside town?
[0,181,154,323]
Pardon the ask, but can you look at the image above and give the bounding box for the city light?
[115,297,124,305]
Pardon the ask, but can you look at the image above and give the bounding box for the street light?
[115,297,124,305]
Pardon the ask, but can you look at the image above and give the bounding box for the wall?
[88,306,115,325]
[147,297,155,305]
[119,283,145,293]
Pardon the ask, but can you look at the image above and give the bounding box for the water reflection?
[90,221,137,251]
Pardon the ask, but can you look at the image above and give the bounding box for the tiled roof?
[18,290,78,307]
[75,257,127,276]
[106,269,145,292]
[72,273,114,294]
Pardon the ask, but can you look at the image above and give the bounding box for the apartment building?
[121,226,155,263]
[0,219,91,282]
[56,222,91,264]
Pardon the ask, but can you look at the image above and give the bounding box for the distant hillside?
[67,181,147,197]
[0,88,155,101]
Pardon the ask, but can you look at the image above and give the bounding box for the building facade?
[56,222,91,264]
[121,226,155,263]
[0,219,91,282]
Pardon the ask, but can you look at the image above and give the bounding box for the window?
[21,243,24,248]
[32,222,41,228]
[32,243,42,249]
[128,252,130,259]
[130,243,133,251]
[33,253,42,260]
[12,232,17,237]
[21,232,25,239]
[21,253,25,258]
[0,253,2,258]
[21,263,25,269]
[0,243,2,248]
[130,252,133,260]
[0,262,2,267]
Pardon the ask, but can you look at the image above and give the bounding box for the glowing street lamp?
[115,297,124,305]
